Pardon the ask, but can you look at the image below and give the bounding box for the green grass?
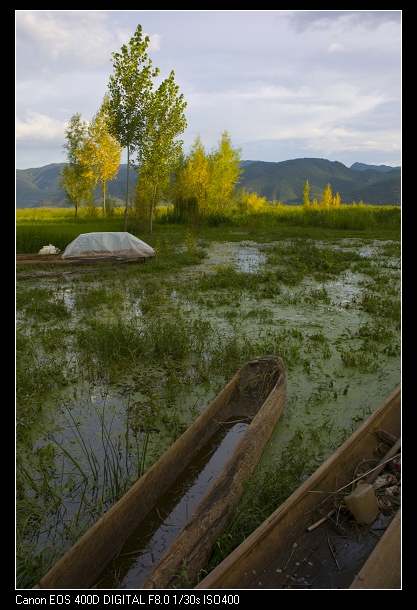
[16,204,400,254]
[15,206,401,588]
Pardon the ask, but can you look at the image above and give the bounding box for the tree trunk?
[149,183,157,235]
[102,180,107,218]
[124,147,130,232]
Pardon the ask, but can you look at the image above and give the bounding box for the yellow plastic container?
[344,483,379,524]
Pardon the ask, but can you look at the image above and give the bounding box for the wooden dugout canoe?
[16,253,154,265]
[195,385,401,590]
[34,355,287,590]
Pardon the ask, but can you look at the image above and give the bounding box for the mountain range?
[15,158,401,209]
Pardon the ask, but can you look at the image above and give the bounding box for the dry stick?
[321,506,346,535]
[307,509,336,532]
[283,544,298,570]
[364,438,401,485]
[327,534,340,571]
[332,455,399,494]
[309,450,401,497]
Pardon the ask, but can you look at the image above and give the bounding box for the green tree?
[237,189,267,213]
[170,132,242,219]
[172,135,211,215]
[169,152,201,227]
[170,152,188,211]
[60,113,95,218]
[133,172,156,232]
[78,95,122,217]
[208,131,242,212]
[303,179,310,208]
[107,24,159,231]
[136,70,187,233]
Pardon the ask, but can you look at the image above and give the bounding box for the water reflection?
[92,417,250,589]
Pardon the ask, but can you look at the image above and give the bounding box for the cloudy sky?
[15,10,401,170]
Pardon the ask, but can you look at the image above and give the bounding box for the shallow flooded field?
[16,233,401,588]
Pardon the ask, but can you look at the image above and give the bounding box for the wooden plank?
[349,509,401,589]
[17,253,152,265]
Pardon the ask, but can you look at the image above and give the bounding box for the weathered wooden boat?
[195,385,401,590]
[16,252,153,265]
[34,355,287,589]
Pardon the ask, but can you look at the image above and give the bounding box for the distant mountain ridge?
[350,162,400,173]
[15,158,401,208]
[238,158,401,206]
[16,163,137,210]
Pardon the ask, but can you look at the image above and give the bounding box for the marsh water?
[16,235,401,588]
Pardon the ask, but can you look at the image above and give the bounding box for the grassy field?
[16,205,401,588]
[16,203,400,254]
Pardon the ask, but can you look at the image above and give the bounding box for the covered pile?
[61,232,155,260]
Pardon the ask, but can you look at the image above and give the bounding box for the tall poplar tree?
[107,25,159,231]
[136,70,187,233]
[322,183,333,209]
[78,95,122,217]
[303,179,310,208]
[208,131,242,212]
[333,192,341,208]
[172,135,210,214]
[60,113,95,218]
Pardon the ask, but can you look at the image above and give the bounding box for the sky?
[15,10,401,170]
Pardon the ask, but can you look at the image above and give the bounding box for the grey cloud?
[285,10,401,33]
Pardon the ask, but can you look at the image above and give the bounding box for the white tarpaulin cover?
[61,232,155,259]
